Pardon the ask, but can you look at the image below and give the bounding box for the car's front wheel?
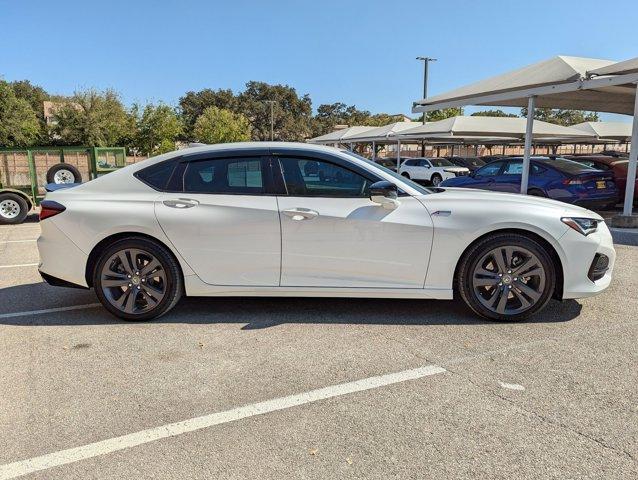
[431,174,443,186]
[93,237,183,321]
[457,233,555,321]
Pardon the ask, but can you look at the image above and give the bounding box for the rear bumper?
[39,271,88,289]
[37,220,90,288]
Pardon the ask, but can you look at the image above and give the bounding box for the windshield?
[466,157,485,167]
[341,151,432,195]
[430,158,455,167]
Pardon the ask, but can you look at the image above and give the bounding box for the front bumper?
[560,221,615,299]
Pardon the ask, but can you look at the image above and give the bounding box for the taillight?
[562,178,584,185]
[39,200,66,220]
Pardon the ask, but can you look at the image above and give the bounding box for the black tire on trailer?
[46,163,83,184]
[0,192,29,225]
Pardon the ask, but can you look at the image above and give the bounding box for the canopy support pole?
[622,87,638,216]
[372,141,376,161]
[502,144,506,155]
[450,144,455,156]
[521,96,536,194]
[396,140,401,171]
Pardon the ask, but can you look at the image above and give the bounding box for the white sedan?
[37,143,615,321]
[399,157,470,186]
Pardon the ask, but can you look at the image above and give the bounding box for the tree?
[178,88,238,139]
[312,103,411,136]
[0,81,40,147]
[471,109,518,118]
[10,80,50,142]
[194,106,251,144]
[135,103,183,155]
[237,81,313,141]
[425,108,464,122]
[53,89,133,146]
[520,107,599,126]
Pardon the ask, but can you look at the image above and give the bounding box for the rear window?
[542,158,598,175]
[135,159,179,190]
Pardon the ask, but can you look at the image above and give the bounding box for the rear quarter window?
[134,158,179,190]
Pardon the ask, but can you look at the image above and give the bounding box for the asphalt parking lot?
[1,219,637,479]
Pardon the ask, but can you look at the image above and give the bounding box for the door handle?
[282,208,319,220]
[163,198,199,209]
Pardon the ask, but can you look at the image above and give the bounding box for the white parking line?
[0,303,101,320]
[0,364,446,479]
[0,263,39,269]
[0,240,37,244]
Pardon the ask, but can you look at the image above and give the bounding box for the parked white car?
[399,157,470,186]
[37,143,614,322]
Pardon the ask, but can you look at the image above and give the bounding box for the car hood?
[428,187,603,220]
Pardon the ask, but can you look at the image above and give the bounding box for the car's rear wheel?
[457,233,555,321]
[431,174,443,186]
[93,238,183,321]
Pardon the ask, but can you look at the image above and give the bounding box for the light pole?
[264,100,276,141]
[416,57,436,155]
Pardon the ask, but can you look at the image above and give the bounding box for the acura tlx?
[37,143,615,321]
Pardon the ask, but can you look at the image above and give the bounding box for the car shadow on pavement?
[0,282,582,327]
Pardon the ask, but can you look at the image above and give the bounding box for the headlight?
[561,217,599,236]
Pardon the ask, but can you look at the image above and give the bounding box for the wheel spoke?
[101,277,130,288]
[143,282,163,296]
[140,258,161,276]
[495,288,509,314]
[493,250,508,273]
[515,280,541,302]
[143,292,158,308]
[513,257,539,276]
[117,252,134,275]
[123,289,138,313]
[473,276,500,287]
[511,288,532,309]
[503,247,514,270]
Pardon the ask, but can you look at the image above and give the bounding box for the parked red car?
[565,155,637,204]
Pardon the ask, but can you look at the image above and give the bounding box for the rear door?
[274,153,432,288]
[154,153,281,286]
[470,161,504,189]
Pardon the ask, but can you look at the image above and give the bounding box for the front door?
[275,155,433,288]
[155,155,281,286]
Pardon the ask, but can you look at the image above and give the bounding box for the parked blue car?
[440,157,618,209]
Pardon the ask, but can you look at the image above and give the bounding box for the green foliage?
[53,89,133,146]
[471,109,518,118]
[312,102,409,136]
[238,81,313,141]
[194,106,251,144]
[425,108,464,122]
[134,103,183,155]
[10,80,50,142]
[178,88,238,139]
[520,107,599,126]
[0,81,40,147]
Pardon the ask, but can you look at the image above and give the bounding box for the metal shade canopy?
[308,126,377,144]
[411,55,638,217]
[569,121,633,142]
[397,116,593,141]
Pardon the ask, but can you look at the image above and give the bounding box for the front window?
[279,157,371,197]
[341,150,432,195]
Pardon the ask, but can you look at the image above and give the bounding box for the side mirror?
[370,181,400,210]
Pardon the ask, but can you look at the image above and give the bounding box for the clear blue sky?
[1,0,636,121]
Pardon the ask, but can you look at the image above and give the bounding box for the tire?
[0,192,29,225]
[456,232,556,321]
[46,163,82,184]
[93,237,183,321]
[431,174,443,186]
[528,188,546,197]
[401,172,410,179]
